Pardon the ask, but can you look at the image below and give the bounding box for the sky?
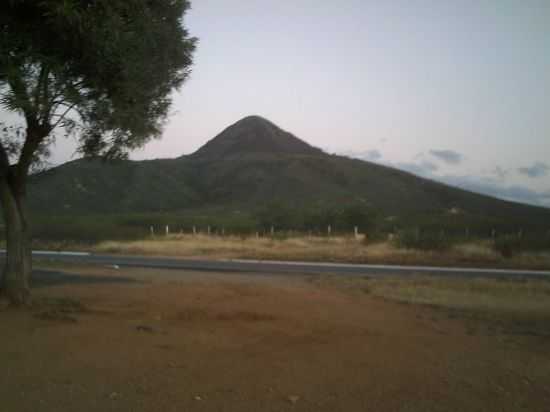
[4,0,550,206]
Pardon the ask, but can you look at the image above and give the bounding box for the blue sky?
[4,0,550,206]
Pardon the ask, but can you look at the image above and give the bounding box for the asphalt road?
[5,250,549,279]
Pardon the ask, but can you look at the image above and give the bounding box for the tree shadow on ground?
[31,269,140,288]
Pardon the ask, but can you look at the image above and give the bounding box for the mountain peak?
[237,114,271,124]
[192,115,323,159]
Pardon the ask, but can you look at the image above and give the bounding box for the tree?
[340,204,378,233]
[0,0,196,304]
[256,202,296,232]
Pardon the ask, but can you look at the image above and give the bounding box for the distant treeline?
[5,201,546,246]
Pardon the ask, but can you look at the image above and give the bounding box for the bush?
[494,234,550,258]
[395,229,453,251]
[493,236,520,258]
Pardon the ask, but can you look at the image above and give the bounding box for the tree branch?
[6,65,38,130]
[17,124,49,182]
[33,64,47,112]
[0,140,11,178]
[50,102,76,131]
[38,66,51,124]
[49,100,74,117]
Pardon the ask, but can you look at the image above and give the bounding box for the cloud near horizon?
[397,160,439,175]
[338,149,382,162]
[429,150,464,165]
[340,150,550,208]
[518,162,549,178]
[364,149,382,161]
[491,166,509,180]
[438,175,550,207]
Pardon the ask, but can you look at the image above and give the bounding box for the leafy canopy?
[0,0,196,162]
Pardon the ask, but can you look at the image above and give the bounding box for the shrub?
[494,234,550,258]
[395,229,453,251]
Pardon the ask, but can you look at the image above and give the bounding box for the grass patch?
[313,274,550,337]
[366,276,550,314]
[367,276,550,337]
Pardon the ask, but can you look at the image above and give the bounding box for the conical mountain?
[27,116,550,229]
[192,115,323,159]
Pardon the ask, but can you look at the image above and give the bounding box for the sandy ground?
[1,264,549,412]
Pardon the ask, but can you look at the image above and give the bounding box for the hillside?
[28,116,550,224]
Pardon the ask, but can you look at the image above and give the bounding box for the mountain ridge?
[28,116,550,225]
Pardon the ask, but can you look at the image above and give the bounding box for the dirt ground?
[1,264,549,412]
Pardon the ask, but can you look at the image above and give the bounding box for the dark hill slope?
[29,158,201,214]
[28,116,550,223]
[185,152,549,220]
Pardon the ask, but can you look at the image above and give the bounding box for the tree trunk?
[0,177,31,306]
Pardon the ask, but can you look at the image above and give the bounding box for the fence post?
[150,226,154,237]
[207,226,211,236]
[192,225,196,236]
[165,225,169,236]
[270,226,274,236]
[327,225,332,237]
[354,226,359,239]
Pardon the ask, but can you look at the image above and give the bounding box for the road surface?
[2,250,549,279]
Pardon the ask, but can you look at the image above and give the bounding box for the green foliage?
[255,202,380,235]
[23,116,550,231]
[340,204,379,233]
[256,202,299,231]
[395,229,454,251]
[21,209,260,242]
[0,0,196,159]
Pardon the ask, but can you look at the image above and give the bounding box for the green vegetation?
[19,116,550,260]
[0,0,196,304]
[394,229,455,251]
[27,117,550,230]
[256,202,379,234]
[12,201,548,261]
[5,115,550,263]
[27,210,258,242]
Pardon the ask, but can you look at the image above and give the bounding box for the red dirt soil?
[1,265,549,412]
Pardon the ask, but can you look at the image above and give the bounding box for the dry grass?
[366,276,550,314]
[311,273,550,338]
[88,234,550,269]
[94,234,371,260]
